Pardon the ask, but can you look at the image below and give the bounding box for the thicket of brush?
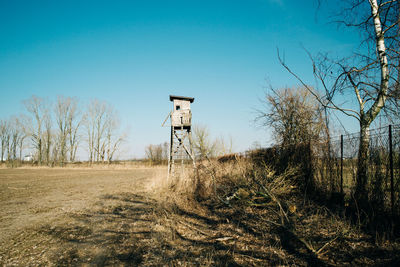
[165,145,400,265]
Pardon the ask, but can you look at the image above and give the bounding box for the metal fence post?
[389,125,394,217]
[341,134,343,195]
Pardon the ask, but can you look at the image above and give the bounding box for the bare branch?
[278,49,361,120]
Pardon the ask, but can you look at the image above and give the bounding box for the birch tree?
[279,0,399,202]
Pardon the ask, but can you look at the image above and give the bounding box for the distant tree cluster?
[0,115,28,162]
[145,142,169,165]
[0,95,125,165]
[192,125,233,160]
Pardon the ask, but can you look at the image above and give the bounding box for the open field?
[0,167,169,266]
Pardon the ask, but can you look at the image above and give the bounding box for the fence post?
[340,135,343,195]
[389,125,394,217]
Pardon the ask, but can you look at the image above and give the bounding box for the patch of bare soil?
[0,167,166,266]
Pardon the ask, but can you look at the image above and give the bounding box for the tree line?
[0,95,125,165]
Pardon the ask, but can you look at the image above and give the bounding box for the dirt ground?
[0,167,171,266]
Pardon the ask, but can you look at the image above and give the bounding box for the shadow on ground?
[25,191,400,266]
[36,192,155,266]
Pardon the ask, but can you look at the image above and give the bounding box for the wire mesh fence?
[314,124,400,216]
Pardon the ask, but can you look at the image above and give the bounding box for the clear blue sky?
[0,0,361,158]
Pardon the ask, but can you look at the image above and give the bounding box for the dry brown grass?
[164,159,400,266]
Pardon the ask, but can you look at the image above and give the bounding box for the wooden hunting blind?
[166,95,195,176]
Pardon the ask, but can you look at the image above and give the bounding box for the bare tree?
[145,144,163,165]
[24,96,46,165]
[8,116,26,161]
[257,86,325,146]
[67,98,81,162]
[103,106,127,163]
[84,111,94,163]
[14,115,30,161]
[20,96,126,165]
[162,142,169,162]
[54,96,81,165]
[214,136,234,157]
[43,110,53,165]
[9,120,18,160]
[84,99,124,163]
[145,142,168,165]
[192,125,218,160]
[55,96,71,165]
[100,110,114,162]
[94,101,108,162]
[192,125,233,159]
[0,120,10,162]
[279,0,399,202]
[84,99,106,163]
[0,117,27,165]
[105,118,125,163]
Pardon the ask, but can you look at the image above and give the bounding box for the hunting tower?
[167,95,195,176]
